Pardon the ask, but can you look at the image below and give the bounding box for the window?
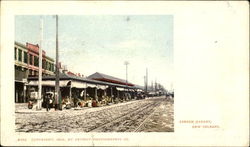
[14,47,17,60]
[34,56,39,67]
[23,52,28,64]
[18,49,22,62]
[29,54,33,65]
[29,69,33,76]
[47,62,50,71]
[46,61,48,70]
[49,63,52,71]
[42,60,46,69]
[51,63,54,72]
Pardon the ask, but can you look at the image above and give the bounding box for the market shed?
[87,72,134,86]
[27,72,142,103]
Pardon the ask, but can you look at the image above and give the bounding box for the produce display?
[62,95,125,109]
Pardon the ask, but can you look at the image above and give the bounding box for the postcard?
[1,1,249,146]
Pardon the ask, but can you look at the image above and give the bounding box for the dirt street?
[15,96,174,132]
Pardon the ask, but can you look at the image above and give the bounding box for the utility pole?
[146,68,148,96]
[155,78,157,92]
[37,16,43,110]
[55,15,61,110]
[124,61,129,100]
[144,76,146,92]
[151,81,153,92]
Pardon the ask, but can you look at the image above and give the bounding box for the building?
[15,41,55,103]
[87,72,138,99]
[28,72,143,106]
[87,72,134,86]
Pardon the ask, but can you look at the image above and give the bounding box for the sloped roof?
[87,72,134,86]
[28,72,138,89]
[15,41,28,49]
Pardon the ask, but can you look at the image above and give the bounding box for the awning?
[97,85,107,90]
[116,87,125,91]
[87,83,97,88]
[28,80,69,87]
[71,81,87,88]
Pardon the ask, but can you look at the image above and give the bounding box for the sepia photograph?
[14,15,174,133]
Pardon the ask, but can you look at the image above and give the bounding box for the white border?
[1,1,249,146]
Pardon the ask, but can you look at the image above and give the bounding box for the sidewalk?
[15,98,146,113]
[15,103,93,113]
[15,103,63,113]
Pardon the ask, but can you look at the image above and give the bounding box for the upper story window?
[18,49,22,62]
[51,63,54,72]
[49,62,52,71]
[42,60,46,69]
[45,61,48,70]
[34,56,39,67]
[15,47,17,60]
[23,52,28,64]
[29,54,33,65]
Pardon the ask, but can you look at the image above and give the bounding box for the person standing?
[45,95,50,111]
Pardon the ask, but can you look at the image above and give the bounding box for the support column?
[104,87,107,96]
[111,87,113,97]
[69,84,72,103]
[110,87,114,102]
[95,87,97,101]
[23,84,26,103]
[15,89,18,103]
[84,83,87,101]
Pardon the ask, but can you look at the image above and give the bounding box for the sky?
[15,15,174,90]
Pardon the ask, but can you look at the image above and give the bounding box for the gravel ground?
[135,99,174,132]
[15,96,174,132]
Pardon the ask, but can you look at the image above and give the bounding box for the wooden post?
[69,83,72,103]
[23,85,26,103]
[95,87,97,101]
[84,83,87,101]
[117,90,119,98]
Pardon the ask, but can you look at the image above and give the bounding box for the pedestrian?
[49,94,53,110]
[45,94,50,111]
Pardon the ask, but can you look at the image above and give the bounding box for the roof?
[45,56,54,62]
[15,41,28,49]
[15,41,54,62]
[87,72,134,86]
[28,72,139,89]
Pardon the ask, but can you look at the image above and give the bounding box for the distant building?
[87,72,134,86]
[15,41,55,103]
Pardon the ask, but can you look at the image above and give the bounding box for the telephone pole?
[124,61,129,100]
[145,68,148,96]
[37,16,43,110]
[55,15,61,110]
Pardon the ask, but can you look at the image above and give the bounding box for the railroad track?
[17,97,168,132]
[86,102,155,132]
[133,105,160,132]
[134,100,174,132]
[17,100,141,124]
[17,99,152,132]
[88,98,164,132]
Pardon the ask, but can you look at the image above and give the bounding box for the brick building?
[15,41,55,103]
